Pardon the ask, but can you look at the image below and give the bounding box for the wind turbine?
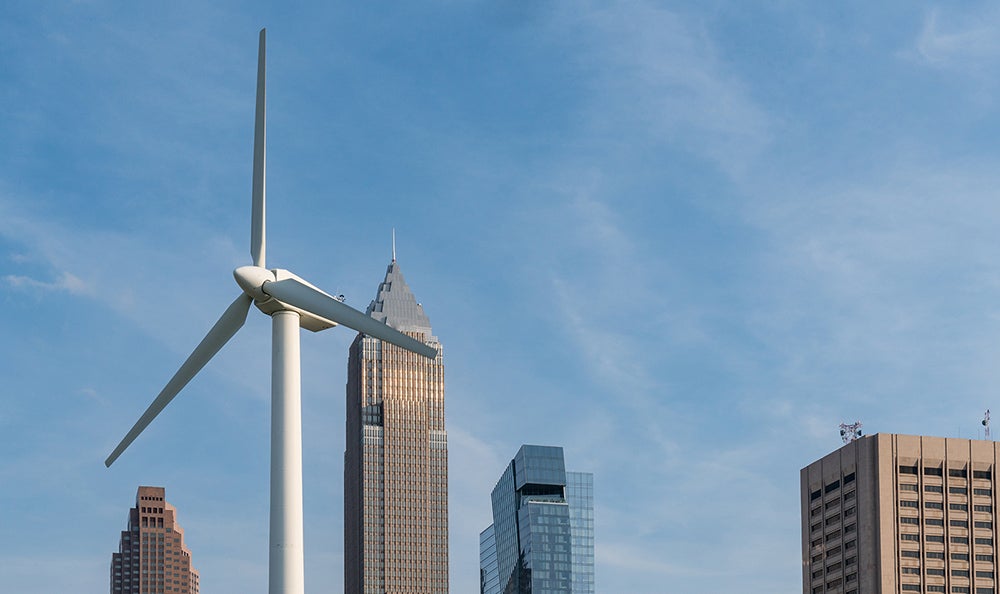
[104,29,437,594]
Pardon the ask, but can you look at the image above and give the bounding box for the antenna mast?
[984,410,992,440]
[840,421,863,444]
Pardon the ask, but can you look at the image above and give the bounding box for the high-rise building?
[801,433,1000,594]
[110,485,199,594]
[480,445,596,594]
[344,256,447,594]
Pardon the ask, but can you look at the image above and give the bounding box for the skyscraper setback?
[344,257,448,593]
[110,486,199,594]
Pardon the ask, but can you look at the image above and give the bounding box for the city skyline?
[7,2,1000,592]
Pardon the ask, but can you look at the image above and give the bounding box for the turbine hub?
[234,265,275,301]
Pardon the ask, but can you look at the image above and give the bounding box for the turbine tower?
[104,29,437,594]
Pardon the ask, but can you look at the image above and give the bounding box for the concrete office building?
[344,256,447,594]
[480,445,595,594]
[110,486,199,594]
[802,433,1000,594]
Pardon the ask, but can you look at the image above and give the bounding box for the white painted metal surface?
[270,311,304,594]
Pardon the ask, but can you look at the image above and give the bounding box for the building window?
[927,484,944,493]
[975,521,993,529]
[975,537,994,546]
[928,568,946,576]
[928,501,945,510]
[973,469,992,480]
[974,488,992,497]
[902,533,920,541]
[901,500,920,508]
[926,466,944,476]
[950,468,969,478]
[845,472,856,484]
[951,503,969,511]
[951,486,969,495]
[900,465,919,475]
[952,554,970,562]
[901,483,919,492]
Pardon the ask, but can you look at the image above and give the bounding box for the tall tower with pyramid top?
[344,254,448,593]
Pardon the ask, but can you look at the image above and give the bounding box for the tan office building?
[110,486,199,594]
[802,434,999,594]
[344,257,448,594]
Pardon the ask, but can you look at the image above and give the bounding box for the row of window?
[899,466,993,479]
[901,586,992,593]
[811,474,857,501]
[899,499,992,513]
[901,484,994,497]
[902,534,998,547]
[902,550,996,559]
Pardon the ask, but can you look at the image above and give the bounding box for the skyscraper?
[480,445,596,594]
[110,485,199,594]
[344,256,447,593]
[801,433,1000,594]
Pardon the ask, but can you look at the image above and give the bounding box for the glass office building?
[480,445,595,594]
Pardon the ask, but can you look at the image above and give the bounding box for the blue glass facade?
[565,472,595,593]
[480,524,501,594]
[480,445,595,594]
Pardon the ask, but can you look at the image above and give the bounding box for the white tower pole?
[270,310,305,594]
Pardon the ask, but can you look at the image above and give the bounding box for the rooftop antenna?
[984,410,992,440]
[103,29,436,594]
[840,421,863,444]
[392,228,396,262]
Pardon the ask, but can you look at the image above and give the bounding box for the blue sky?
[5,1,1000,592]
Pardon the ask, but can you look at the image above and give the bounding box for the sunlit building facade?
[344,257,447,593]
[802,433,1000,594]
[480,445,595,594]
[110,485,199,594]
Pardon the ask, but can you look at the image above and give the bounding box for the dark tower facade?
[344,258,448,593]
[110,485,199,594]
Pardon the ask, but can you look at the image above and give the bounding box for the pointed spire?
[392,228,396,263]
[366,257,434,339]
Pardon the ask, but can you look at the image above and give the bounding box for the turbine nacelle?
[234,265,339,333]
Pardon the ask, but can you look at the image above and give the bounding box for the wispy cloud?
[566,1,773,178]
[914,8,1000,71]
[4,271,90,295]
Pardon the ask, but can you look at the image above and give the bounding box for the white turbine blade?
[105,294,253,467]
[250,28,266,268]
[263,278,438,359]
